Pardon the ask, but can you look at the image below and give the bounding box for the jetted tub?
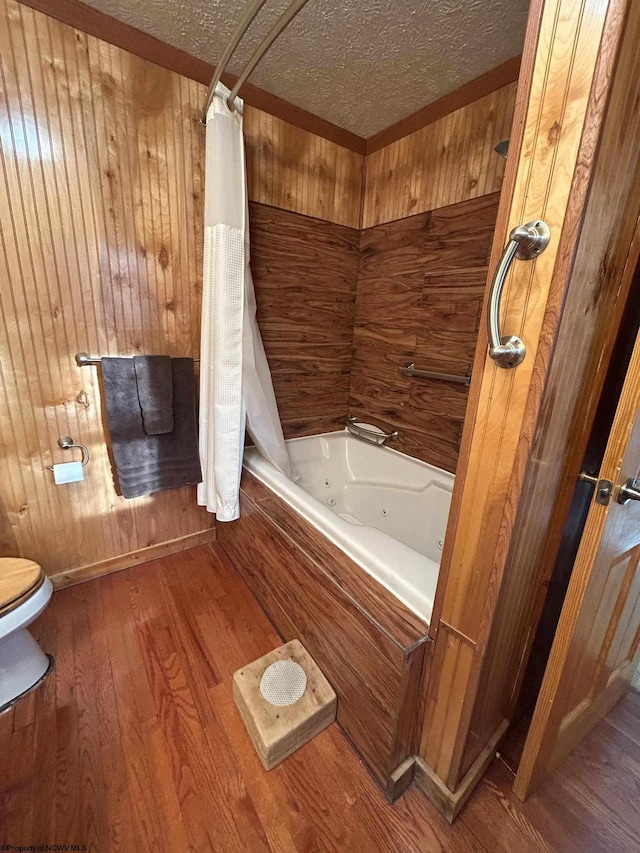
[243,430,455,624]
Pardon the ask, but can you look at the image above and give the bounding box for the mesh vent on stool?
[259,659,307,706]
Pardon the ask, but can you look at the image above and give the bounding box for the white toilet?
[0,557,53,712]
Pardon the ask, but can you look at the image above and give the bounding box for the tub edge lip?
[243,431,454,627]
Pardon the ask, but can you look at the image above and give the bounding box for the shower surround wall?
[0,0,361,580]
[249,204,360,438]
[349,82,516,473]
[351,193,500,472]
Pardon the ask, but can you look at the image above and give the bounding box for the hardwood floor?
[1,544,638,852]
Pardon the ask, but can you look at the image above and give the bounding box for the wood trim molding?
[16,0,366,154]
[365,55,522,155]
[420,0,630,799]
[50,529,216,590]
[385,757,416,803]
[470,0,640,792]
[17,0,519,159]
[415,719,509,823]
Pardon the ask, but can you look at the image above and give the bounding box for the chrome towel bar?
[75,352,200,366]
[399,363,471,386]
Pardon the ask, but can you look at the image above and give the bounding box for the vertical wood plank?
[0,0,363,578]
[420,0,633,802]
[362,84,515,228]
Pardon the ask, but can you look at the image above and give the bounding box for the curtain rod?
[201,0,312,125]
[200,0,267,124]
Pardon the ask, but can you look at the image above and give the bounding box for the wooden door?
[513,326,640,798]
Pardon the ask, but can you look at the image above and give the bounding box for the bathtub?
[243,431,454,624]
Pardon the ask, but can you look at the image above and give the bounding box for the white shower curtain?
[198,83,292,522]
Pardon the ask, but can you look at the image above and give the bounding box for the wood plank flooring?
[1,544,638,852]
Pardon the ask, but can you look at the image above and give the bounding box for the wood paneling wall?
[249,203,359,438]
[349,193,500,473]
[472,0,640,790]
[244,110,363,229]
[362,84,516,229]
[0,0,213,576]
[0,0,362,577]
[0,0,512,577]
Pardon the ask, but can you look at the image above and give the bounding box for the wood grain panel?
[218,478,430,786]
[349,194,499,472]
[0,0,363,578]
[0,0,213,576]
[244,476,428,650]
[244,112,363,228]
[249,202,359,438]
[362,84,516,228]
[419,0,633,803]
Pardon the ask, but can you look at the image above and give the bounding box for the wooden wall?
[417,0,631,812]
[250,203,359,438]
[245,111,363,229]
[350,195,500,472]
[0,0,362,578]
[362,84,516,229]
[347,85,515,473]
[0,0,513,577]
[472,0,640,792]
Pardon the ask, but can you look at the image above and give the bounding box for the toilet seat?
[0,558,45,619]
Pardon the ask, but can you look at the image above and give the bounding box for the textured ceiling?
[82,0,530,137]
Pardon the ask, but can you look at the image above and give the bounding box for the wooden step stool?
[233,639,337,770]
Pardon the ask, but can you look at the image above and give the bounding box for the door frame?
[416,0,640,821]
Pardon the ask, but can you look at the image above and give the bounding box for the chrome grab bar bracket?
[346,417,398,447]
[487,220,550,369]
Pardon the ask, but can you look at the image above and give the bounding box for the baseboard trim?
[385,757,416,803]
[49,528,216,590]
[415,718,509,822]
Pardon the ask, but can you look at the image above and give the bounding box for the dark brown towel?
[133,355,173,435]
[101,357,202,499]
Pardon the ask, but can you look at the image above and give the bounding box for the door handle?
[487,220,551,368]
[616,477,640,505]
[579,469,613,505]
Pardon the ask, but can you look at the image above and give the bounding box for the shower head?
[495,139,509,159]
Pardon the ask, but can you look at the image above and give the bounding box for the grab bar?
[399,363,471,386]
[346,417,398,446]
[486,220,550,369]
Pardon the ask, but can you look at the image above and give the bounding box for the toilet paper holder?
[47,436,90,471]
